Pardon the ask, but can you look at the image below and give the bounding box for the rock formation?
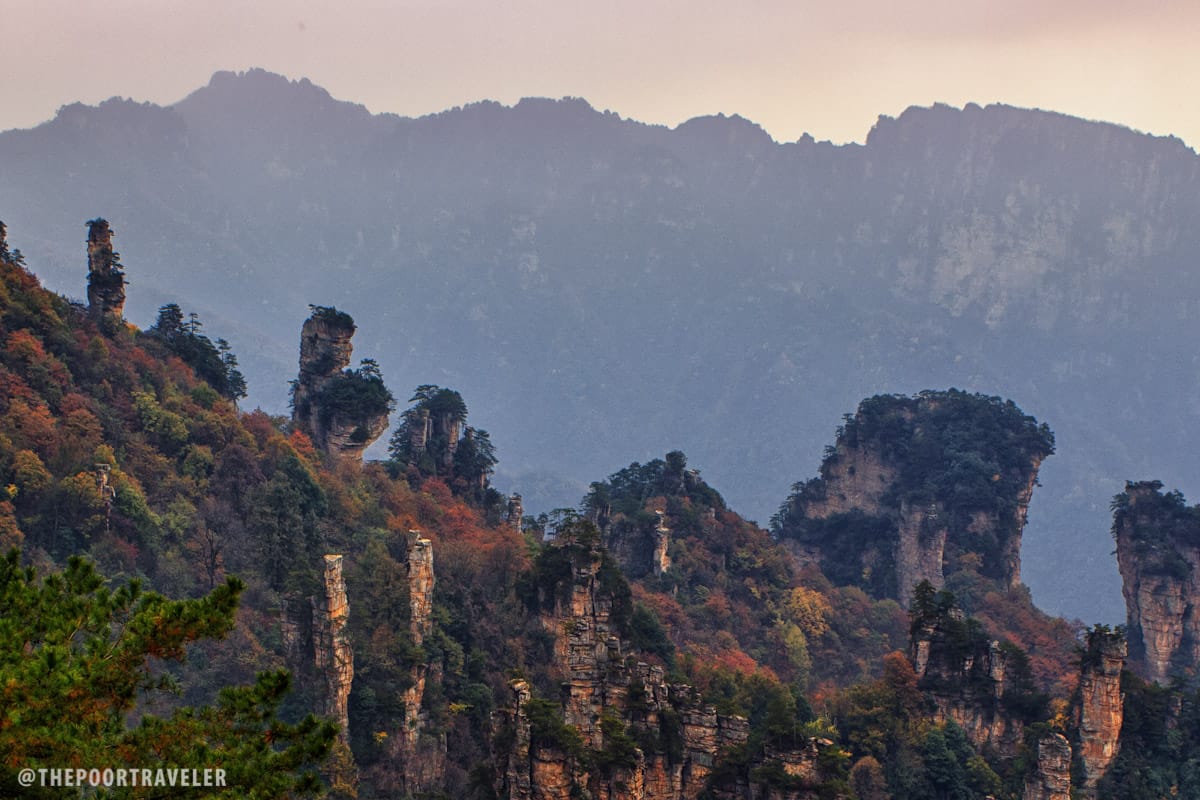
[85,218,126,323]
[909,608,1024,758]
[312,554,354,743]
[278,554,359,790]
[1023,732,1071,800]
[652,510,671,577]
[508,493,525,532]
[495,533,847,800]
[291,306,389,462]
[1073,628,1125,799]
[1113,480,1200,683]
[774,391,1053,604]
[389,530,444,794]
[403,403,462,469]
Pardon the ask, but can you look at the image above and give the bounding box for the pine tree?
[0,550,335,797]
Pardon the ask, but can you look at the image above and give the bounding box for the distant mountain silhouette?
[5,69,1199,621]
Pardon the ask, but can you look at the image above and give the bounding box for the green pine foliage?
[310,358,394,443]
[0,551,335,798]
[774,389,1055,592]
[147,304,247,401]
[1110,480,1200,580]
[387,385,500,507]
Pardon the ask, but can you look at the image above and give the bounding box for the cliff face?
[910,614,1023,758]
[387,531,444,794]
[1023,732,1071,800]
[1113,481,1200,683]
[1072,629,1125,799]
[774,391,1053,604]
[312,554,354,743]
[496,534,846,800]
[291,307,389,462]
[84,218,125,322]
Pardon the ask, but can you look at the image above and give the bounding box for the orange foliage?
[288,429,317,461]
[240,410,280,451]
[0,501,23,551]
[974,588,1081,696]
[0,366,37,410]
[2,399,57,459]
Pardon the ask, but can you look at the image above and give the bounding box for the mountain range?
[4,68,1199,621]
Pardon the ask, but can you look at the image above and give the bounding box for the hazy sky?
[4,1,1199,146]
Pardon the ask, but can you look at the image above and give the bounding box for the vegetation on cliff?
[147,303,247,402]
[388,385,500,508]
[0,222,531,795]
[0,218,1187,800]
[773,389,1054,593]
[1111,480,1200,580]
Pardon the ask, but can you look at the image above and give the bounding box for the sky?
[4,1,1200,147]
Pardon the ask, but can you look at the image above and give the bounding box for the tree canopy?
[0,550,335,798]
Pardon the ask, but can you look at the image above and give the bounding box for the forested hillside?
[3,220,1199,799]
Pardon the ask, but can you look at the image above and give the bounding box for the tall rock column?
[1073,628,1126,798]
[291,307,390,461]
[312,554,354,743]
[1023,732,1072,800]
[507,493,525,533]
[85,218,125,323]
[392,530,443,793]
[653,510,671,577]
[1113,481,1200,683]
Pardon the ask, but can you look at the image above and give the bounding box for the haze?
[6,0,1200,146]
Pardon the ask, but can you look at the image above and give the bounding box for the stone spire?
[1073,628,1126,798]
[312,554,354,744]
[291,306,389,461]
[507,493,524,533]
[85,218,126,322]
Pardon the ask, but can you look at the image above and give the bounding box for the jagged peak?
[674,111,777,148]
[867,101,1196,158]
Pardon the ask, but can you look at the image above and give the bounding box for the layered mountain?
[6,69,1200,621]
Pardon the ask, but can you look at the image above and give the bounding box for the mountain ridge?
[5,69,1200,621]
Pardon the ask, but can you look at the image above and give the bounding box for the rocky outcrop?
[277,554,358,791]
[799,442,897,519]
[1113,481,1200,683]
[774,391,1053,604]
[508,493,525,532]
[895,501,949,602]
[653,511,671,577]
[312,554,354,743]
[291,307,389,462]
[85,218,125,322]
[403,404,461,469]
[1073,628,1125,799]
[496,534,847,800]
[1023,732,1071,800]
[910,617,1023,758]
[388,530,444,794]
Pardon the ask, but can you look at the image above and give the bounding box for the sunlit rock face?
[1073,628,1126,799]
